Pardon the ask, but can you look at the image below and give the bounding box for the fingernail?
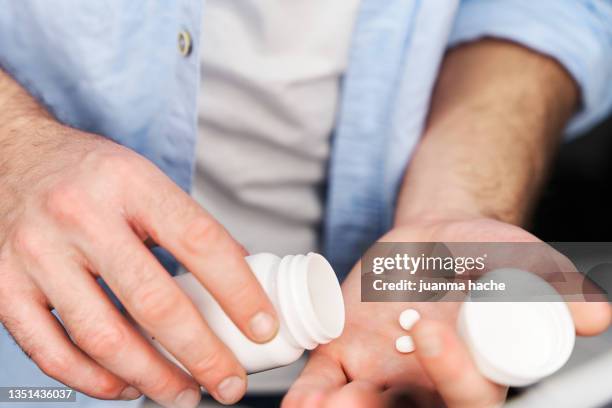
[216,376,246,404]
[175,388,201,408]
[119,386,141,400]
[249,311,278,343]
[413,327,442,357]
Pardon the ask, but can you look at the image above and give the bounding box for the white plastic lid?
[458,269,575,387]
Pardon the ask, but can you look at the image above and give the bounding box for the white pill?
[399,308,421,331]
[395,335,415,353]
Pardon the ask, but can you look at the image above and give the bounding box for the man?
[1,1,611,407]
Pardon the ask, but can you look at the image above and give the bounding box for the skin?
[0,71,282,406]
[283,40,612,408]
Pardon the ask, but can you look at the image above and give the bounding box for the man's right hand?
[0,76,278,407]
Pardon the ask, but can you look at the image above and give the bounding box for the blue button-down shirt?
[1,1,611,404]
[1,0,611,277]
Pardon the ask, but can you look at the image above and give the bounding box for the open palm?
[283,218,611,408]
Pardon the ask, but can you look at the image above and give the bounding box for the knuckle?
[34,350,72,380]
[44,182,89,224]
[37,349,124,399]
[87,149,160,203]
[93,374,126,400]
[229,278,254,302]
[78,324,125,361]
[189,347,229,379]
[11,224,45,261]
[182,216,223,255]
[130,284,181,323]
[134,370,174,396]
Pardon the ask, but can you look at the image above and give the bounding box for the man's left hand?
[283,217,612,408]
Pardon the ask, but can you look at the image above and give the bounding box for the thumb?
[567,301,611,336]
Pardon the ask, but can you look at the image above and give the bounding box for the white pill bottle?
[144,252,345,373]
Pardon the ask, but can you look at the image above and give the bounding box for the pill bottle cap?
[458,269,575,387]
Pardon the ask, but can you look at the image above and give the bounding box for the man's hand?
[0,72,279,406]
[285,38,612,408]
[283,219,612,408]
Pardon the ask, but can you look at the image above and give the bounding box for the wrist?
[0,116,99,197]
[0,110,52,133]
[393,207,488,230]
[394,159,527,228]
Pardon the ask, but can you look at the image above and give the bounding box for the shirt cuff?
[448,0,612,137]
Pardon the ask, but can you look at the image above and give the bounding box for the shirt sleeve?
[448,0,612,137]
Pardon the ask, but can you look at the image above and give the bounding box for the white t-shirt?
[193,0,360,254]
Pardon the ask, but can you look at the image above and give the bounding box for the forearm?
[0,70,100,219]
[395,39,578,227]
[0,69,51,132]
[0,69,62,183]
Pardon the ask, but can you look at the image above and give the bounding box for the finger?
[0,291,137,400]
[283,352,347,408]
[26,251,202,408]
[412,320,507,408]
[87,223,246,405]
[0,253,134,400]
[566,302,612,336]
[125,172,279,343]
[322,381,384,408]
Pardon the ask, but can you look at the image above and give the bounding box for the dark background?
[533,113,612,240]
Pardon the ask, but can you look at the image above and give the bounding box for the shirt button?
[178,29,193,57]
